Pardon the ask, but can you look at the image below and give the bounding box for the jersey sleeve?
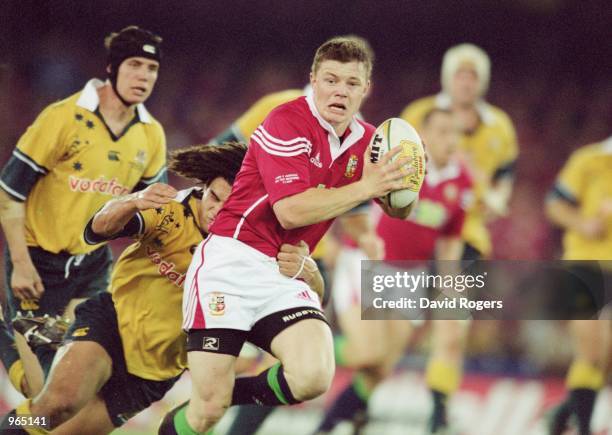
[493,112,519,180]
[252,109,312,205]
[550,150,587,205]
[0,104,67,201]
[134,122,168,191]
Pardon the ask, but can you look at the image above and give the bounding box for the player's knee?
[287,363,333,401]
[34,392,81,427]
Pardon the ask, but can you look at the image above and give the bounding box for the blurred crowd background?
[0,1,610,432]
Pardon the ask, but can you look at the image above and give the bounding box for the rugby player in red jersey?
[161,36,416,434]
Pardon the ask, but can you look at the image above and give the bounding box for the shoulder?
[262,97,313,134]
[565,142,607,168]
[457,162,475,187]
[484,103,515,130]
[401,95,437,115]
[255,89,303,111]
[36,92,80,121]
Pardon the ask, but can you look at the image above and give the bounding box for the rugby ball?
[369,118,426,208]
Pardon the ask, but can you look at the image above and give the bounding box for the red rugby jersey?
[212,95,376,257]
[377,161,473,260]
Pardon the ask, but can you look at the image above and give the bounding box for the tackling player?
[0,142,325,434]
[160,35,416,435]
[545,135,612,435]
[315,107,472,434]
[0,26,167,393]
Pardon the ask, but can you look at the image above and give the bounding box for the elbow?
[273,201,303,230]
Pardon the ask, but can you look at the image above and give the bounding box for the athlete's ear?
[309,71,315,86]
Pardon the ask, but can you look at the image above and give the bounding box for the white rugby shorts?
[182,235,321,331]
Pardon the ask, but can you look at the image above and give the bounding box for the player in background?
[0,142,325,434]
[159,35,416,435]
[401,43,517,260]
[400,43,518,432]
[545,135,612,435]
[0,26,166,396]
[315,107,472,435]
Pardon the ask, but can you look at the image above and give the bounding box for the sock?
[8,360,27,395]
[224,405,275,435]
[333,335,348,367]
[173,405,214,435]
[564,360,603,435]
[232,363,300,406]
[569,389,597,435]
[426,359,461,432]
[316,373,370,432]
[566,360,604,391]
[425,359,461,395]
[429,390,448,431]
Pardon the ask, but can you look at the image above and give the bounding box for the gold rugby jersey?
[111,188,204,380]
[400,93,518,256]
[0,79,167,255]
[552,137,612,260]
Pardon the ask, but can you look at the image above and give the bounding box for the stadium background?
[0,0,610,433]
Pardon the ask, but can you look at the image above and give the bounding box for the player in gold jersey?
[0,142,325,434]
[0,26,166,396]
[545,136,612,435]
[400,44,519,433]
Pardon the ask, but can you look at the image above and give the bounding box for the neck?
[333,121,350,138]
[98,83,136,122]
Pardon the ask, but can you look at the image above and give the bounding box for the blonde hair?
[441,43,491,96]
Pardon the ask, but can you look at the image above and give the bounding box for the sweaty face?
[422,112,460,168]
[114,56,159,104]
[199,177,232,232]
[310,60,370,136]
[449,65,481,107]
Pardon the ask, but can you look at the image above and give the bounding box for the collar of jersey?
[305,93,365,163]
[425,160,461,187]
[76,79,152,124]
[435,92,494,126]
[603,136,612,153]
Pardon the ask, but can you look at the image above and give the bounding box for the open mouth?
[132,86,147,95]
[328,103,346,114]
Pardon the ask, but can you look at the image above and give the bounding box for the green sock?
[173,405,214,435]
[334,335,348,367]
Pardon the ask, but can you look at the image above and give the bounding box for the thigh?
[33,341,112,412]
[270,318,333,374]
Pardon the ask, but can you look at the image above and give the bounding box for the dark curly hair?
[168,141,248,186]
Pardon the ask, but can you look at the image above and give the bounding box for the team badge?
[344,154,358,178]
[208,292,226,316]
[443,184,459,202]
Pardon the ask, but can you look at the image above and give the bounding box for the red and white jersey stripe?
[211,95,375,257]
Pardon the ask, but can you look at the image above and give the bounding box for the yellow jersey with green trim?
[400,93,518,256]
[554,138,612,260]
[0,79,167,255]
[111,188,204,380]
